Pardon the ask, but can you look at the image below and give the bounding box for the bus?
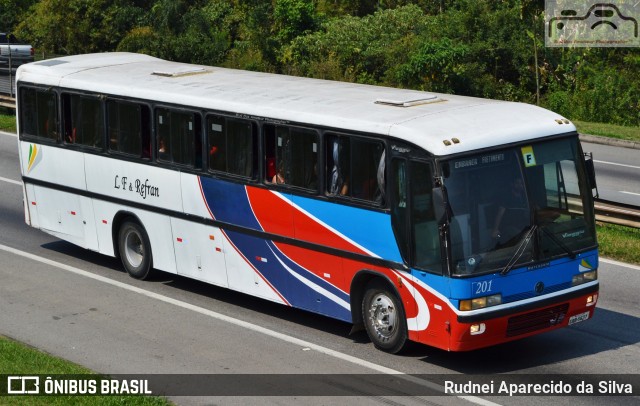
[16,53,599,353]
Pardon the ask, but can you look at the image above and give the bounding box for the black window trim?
[262,122,321,195]
[17,85,61,144]
[61,91,106,152]
[105,97,152,160]
[205,112,259,182]
[153,105,201,169]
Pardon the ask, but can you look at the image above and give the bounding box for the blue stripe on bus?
[285,195,404,263]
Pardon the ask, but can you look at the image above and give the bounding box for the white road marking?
[0,242,500,406]
[620,191,640,197]
[600,257,640,271]
[594,160,640,170]
[0,130,17,138]
[0,176,21,186]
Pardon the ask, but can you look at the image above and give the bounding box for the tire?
[118,220,153,280]
[362,280,408,354]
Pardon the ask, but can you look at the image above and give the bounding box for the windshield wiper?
[539,225,577,259]
[500,225,537,276]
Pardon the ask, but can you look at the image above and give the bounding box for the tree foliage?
[10,0,639,126]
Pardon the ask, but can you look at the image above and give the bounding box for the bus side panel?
[272,242,349,318]
[197,176,442,334]
[19,143,86,190]
[171,218,228,287]
[23,183,40,228]
[33,186,89,249]
[222,230,289,305]
[84,155,182,213]
[79,196,99,251]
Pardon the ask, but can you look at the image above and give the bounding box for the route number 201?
[473,280,493,295]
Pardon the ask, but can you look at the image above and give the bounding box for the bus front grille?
[506,303,570,337]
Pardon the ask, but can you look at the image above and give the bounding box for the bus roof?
[17,52,576,156]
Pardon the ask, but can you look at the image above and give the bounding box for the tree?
[0,0,37,33]
[16,0,146,54]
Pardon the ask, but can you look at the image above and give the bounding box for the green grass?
[0,109,16,133]
[574,120,640,143]
[596,222,640,266]
[0,336,172,405]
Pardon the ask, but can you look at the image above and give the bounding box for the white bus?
[17,53,599,353]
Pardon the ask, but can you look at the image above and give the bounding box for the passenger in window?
[67,128,76,144]
[158,137,170,161]
[272,160,286,184]
[329,139,348,195]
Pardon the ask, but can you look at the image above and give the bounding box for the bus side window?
[207,115,255,178]
[326,135,350,196]
[108,100,149,158]
[156,108,200,167]
[62,94,104,149]
[326,134,385,205]
[265,125,318,191]
[19,87,58,142]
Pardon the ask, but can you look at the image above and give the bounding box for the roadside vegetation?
[0,336,172,405]
[0,108,16,132]
[596,223,640,265]
[1,1,638,128]
[574,121,640,143]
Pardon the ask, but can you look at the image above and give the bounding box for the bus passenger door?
[391,158,449,346]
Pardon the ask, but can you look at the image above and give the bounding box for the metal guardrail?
[0,67,17,99]
[0,94,15,109]
[594,198,640,229]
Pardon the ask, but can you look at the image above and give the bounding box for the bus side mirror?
[432,187,447,224]
[584,153,598,198]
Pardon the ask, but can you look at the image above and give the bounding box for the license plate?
[568,311,590,325]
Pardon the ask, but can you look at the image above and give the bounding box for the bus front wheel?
[118,220,153,280]
[362,280,407,354]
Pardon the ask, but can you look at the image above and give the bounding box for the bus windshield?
[441,137,596,276]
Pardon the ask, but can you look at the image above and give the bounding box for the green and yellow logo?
[27,144,41,173]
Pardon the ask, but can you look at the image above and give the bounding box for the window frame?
[61,92,106,151]
[18,86,60,144]
[153,105,201,168]
[106,97,152,160]
[205,113,258,180]
[325,131,387,207]
[263,123,320,194]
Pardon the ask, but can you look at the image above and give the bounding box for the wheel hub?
[124,231,144,268]
[369,293,397,339]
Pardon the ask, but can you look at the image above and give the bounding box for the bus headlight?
[459,294,502,311]
[572,270,597,286]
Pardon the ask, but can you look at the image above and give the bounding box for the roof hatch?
[375,94,443,107]
[152,67,209,78]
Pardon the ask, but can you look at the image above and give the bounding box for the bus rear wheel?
[118,220,153,280]
[362,280,408,354]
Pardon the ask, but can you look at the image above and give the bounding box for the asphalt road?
[1,131,639,406]
[581,140,640,206]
